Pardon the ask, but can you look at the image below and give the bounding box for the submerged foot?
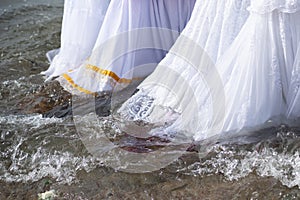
[18,80,72,117]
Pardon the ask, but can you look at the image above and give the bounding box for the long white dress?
[119,0,300,141]
[43,0,111,79]
[53,0,195,94]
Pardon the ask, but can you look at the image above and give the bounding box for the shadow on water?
[0,1,300,199]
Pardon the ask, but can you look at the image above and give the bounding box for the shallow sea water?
[0,1,300,199]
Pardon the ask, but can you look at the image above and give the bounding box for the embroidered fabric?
[119,0,300,141]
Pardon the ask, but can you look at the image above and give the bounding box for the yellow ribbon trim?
[62,73,95,95]
[62,64,143,95]
[86,64,132,84]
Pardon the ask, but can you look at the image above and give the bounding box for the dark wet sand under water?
[0,171,297,199]
[0,1,300,199]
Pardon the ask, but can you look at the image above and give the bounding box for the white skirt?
[56,0,196,94]
[182,0,250,62]
[43,0,111,79]
[119,0,300,141]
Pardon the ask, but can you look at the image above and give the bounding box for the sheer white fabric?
[43,0,110,79]
[119,0,300,141]
[56,0,196,94]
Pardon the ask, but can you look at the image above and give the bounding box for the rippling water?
[1,1,300,199]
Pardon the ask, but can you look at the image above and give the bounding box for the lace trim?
[121,93,155,121]
[248,0,300,14]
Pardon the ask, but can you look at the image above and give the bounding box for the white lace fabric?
[249,0,300,13]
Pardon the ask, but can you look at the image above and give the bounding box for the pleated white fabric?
[55,0,195,94]
[43,0,110,79]
[119,0,300,141]
[182,0,250,62]
[286,12,300,118]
